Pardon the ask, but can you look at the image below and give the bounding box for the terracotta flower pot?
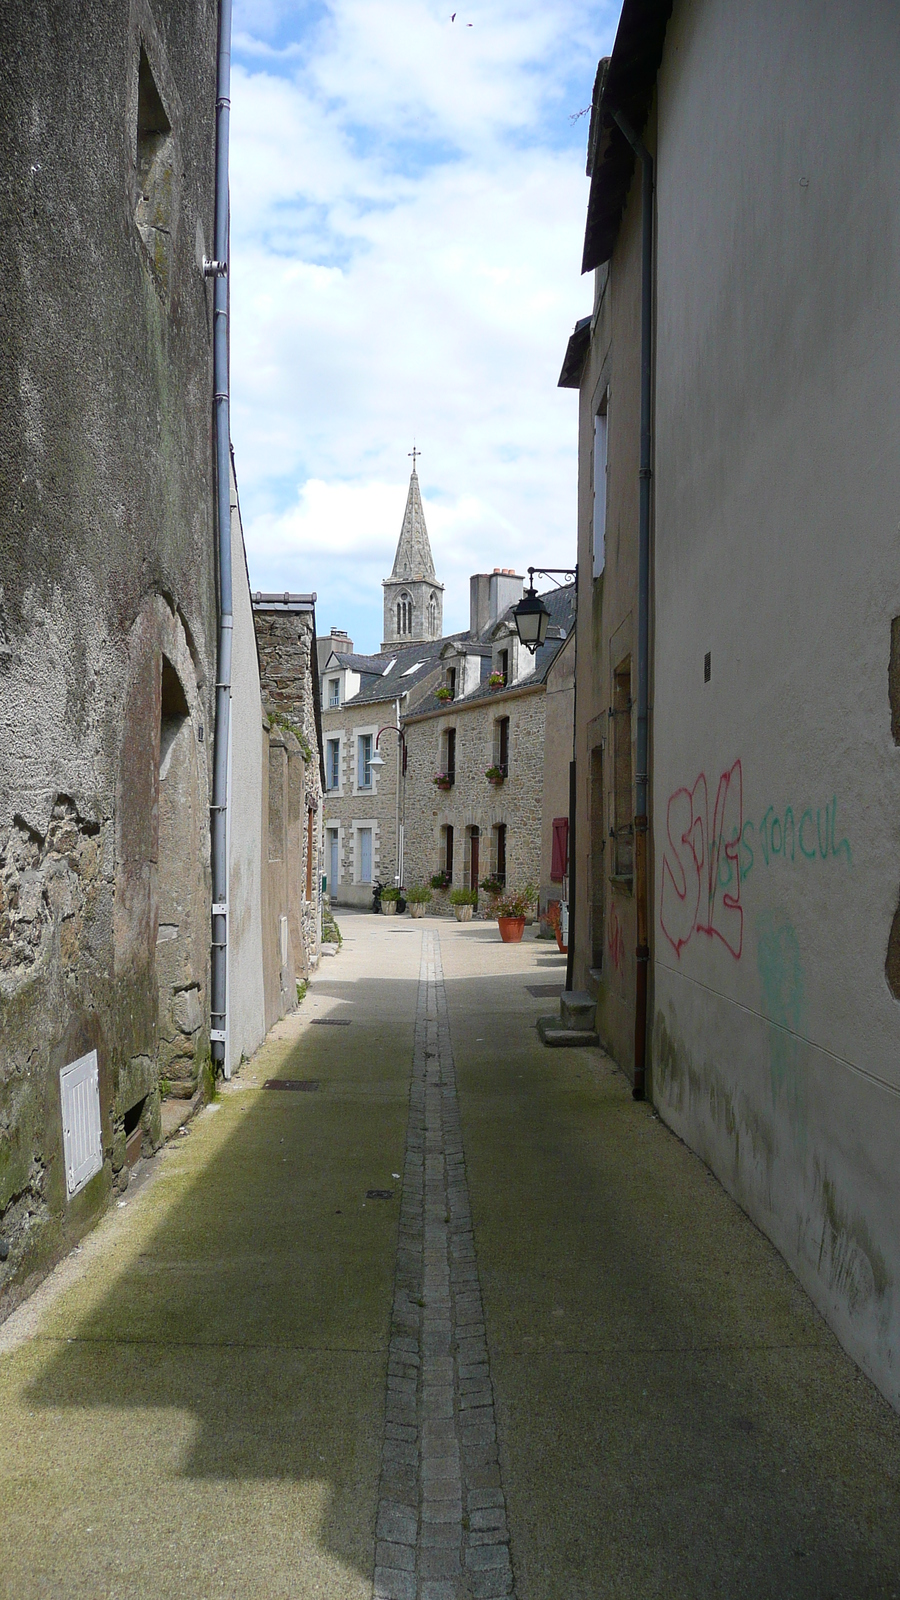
[454,904,474,922]
[409,902,427,918]
[498,915,526,943]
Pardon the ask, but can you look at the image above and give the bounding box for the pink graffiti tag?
[608,903,626,977]
[660,760,743,960]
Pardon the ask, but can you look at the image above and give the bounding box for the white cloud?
[229,0,621,650]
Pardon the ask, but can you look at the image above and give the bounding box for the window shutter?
[551,817,569,882]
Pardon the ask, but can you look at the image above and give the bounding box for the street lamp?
[371,723,408,885]
[513,566,576,654]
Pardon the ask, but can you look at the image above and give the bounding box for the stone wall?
[252,607,324,976]
[0,0,219,1309]
[402,689,547,899]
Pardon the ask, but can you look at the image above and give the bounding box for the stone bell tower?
[381,451,444,651]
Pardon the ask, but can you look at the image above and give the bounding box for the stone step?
[536,1016,599,1048]
[559,990,597,1032]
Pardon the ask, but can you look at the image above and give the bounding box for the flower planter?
[498,915,525,943]
[454,904,474,922]
[409,902,427,918]
[434,782,452,793]
[382,900,397,916]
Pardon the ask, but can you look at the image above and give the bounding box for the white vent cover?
[60,1050,103,1197]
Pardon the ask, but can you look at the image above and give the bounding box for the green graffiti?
[756,910,807,1150]
[741,795,851,881]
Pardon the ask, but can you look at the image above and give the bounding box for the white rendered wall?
[651,0,900,1407]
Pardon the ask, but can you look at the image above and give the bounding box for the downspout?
[610,107,653,1101]
[395,696,403,885]
[565,594,578,994]
[208,0,233,1069]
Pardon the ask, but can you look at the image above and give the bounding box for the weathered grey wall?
[0,0,218,1306]
[572,159,646,1073]
[651,0,900,1408]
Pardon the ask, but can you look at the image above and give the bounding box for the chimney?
[470,571,525,636]
[316,626,353,675]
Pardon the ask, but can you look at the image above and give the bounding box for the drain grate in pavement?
[263,1079,320,1091]
[311,1017,352,1026]
[526,983,565,998]
[365,1189,395,1200]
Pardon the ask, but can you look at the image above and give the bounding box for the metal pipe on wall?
[209,0,233,1069]
[611,107,653,1101]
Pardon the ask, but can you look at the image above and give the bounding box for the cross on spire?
[408,445,421,470]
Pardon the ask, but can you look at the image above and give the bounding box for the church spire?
[381,453,444,650]
[390,459,436,581]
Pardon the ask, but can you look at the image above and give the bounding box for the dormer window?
[447,666,457,699]
[328,676,340,708]
[397,593,413,636]
[497,648,509,687]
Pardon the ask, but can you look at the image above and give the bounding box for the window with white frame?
[593,398,608,579]
[358,732,373,789]
[328,676,340,708]
[326,737,340,790]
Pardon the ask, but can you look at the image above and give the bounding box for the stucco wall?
[226,489,267,1075]
[651,0,900,1408]
[572,153,646,1074]
[0,0,218,1305]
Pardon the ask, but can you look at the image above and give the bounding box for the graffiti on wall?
[660,762,851,961]
[660,761,744,959]
[607,902,626,978]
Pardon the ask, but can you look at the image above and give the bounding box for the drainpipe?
[208,0,233,1069]
[610,107,653,1101]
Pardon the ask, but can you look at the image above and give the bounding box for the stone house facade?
[564,0,900,1412]
[0,4,316,1315]
[319,464,575,911]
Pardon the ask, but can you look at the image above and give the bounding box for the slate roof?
[407,584,576,718]
[324,584,575,717]
[388,468,440,584]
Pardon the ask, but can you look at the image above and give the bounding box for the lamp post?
[370,716,407,885]
[512,567,576,654]
[513,564,578,991]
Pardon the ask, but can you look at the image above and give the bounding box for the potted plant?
[435,686,453,702]
[381,885,401,917]
[449,886,478,922]
[485,765,505,786]
[433,772,453,791]
[479,876,504,901]
[406,883,432,918]
[488,671,505,689]
[546,898,567,954]
[494,883,536,943]
[430,871,451,891]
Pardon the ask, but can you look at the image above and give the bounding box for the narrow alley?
[2,913,899,1600]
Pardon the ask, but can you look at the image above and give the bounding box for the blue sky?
[229,0,622,652]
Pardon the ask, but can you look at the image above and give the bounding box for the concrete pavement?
[1,910,899,1598]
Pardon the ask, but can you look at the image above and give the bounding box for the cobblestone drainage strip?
[261,1079,320,1092]
[372,928,515,1600]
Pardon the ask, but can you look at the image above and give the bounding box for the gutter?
[609,106,653,1101]
[209,0,233,1069]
